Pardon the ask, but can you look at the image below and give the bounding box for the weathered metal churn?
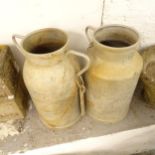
[12,28,90,128]
[84,25,143,123]
[141,46,155,108]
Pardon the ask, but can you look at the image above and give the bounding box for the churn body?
[85,25,143,123]
[13,28,90,128]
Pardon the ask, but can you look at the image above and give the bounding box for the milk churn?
[141,46,155,108]
[12,28,90,128]
[84,25,143,123]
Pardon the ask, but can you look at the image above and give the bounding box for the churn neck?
[92,25,140,63]
[23,46,68,66]
[20,28,69,66]
[93,42,139,63]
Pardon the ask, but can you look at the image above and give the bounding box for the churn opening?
[94,25,139,48]
[22,29,68,54]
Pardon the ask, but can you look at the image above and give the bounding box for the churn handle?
[85,26,96,43]
[12,34,25,54]
[67,50,90,116]
[67,50,90,76]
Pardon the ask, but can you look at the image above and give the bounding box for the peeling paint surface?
[0,120,19,141]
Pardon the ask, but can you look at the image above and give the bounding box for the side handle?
[67,50,90,76]
[67,50,90,116]
[85,26,96,43]
[12,34,25,55]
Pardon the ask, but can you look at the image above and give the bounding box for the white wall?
[1,0,155,47]
[0,0,153,73]
[104,0,155,47]
[0,0,101,51]
[5,0,154,67]
[0,0,154,53]
[1,0,102,66]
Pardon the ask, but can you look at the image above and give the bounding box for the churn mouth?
[94,25,140,50]
[22,28,68,55]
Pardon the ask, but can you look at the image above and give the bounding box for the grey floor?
[1,85,155,155]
